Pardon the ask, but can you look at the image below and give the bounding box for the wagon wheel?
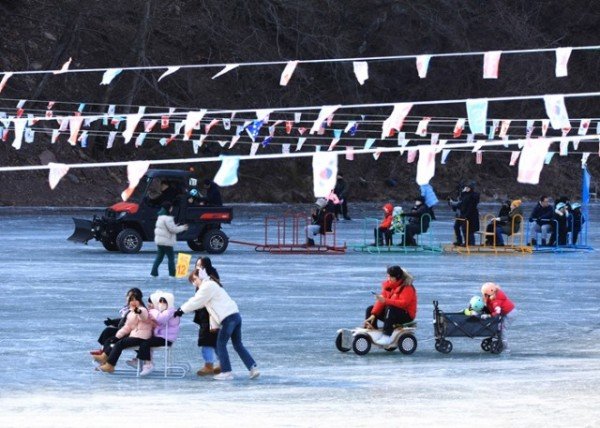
[397,333,418,355]
[352,334,371,356]
[435,339,452,354]
[490,340,504,354]
[481,338,493,352]
[335,332,350,353]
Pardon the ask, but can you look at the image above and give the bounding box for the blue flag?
[245,119,263,141]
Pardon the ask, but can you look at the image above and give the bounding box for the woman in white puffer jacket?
[150,202,188,277]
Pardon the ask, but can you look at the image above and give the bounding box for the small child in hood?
[463,296,485,317]
[391,206,404,234]
[481,282,516,353]
[372,203,393,246]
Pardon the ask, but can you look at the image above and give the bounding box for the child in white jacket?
[175,269,260,381]
[150,202,188,277]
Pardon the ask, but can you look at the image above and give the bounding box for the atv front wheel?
[116,229,143,253]
[187,238,205,252]
[101,239,119,251]
[203,230,229,254]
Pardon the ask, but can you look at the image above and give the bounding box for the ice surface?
[0,203,599,427]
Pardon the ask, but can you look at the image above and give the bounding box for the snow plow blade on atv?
[68,218,95,243]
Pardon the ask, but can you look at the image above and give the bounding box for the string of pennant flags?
[0,45,598,90]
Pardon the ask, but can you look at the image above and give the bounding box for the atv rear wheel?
[116,229,143,253]
[203,230,228,254]
[101,239,119,251]
[187,238,205,252]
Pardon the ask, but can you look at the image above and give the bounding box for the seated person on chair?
[485,199,523,246]
[364,265,417,346]
[372,203,393,246]
[549,202,569,246]
[94,294,153,373]
[133,291,180,376]
[305,198,334,246]
[528,195,553,246]
[148,180,180,207]
[197,179,223,207]
[401,196,434,246]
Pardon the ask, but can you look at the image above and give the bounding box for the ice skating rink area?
[1,204,599,427]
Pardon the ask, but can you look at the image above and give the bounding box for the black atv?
[68,169,232,254]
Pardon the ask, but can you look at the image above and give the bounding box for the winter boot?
[140,362,154,376]
[213,364,222,375]
[97,363,115,373]
[306,238,315,247]
[92,352,108,365]
[197,363,215,376]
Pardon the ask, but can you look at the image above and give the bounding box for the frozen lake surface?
[1,203,599,427]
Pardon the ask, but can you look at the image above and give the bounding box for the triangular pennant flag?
[398,132,409,147]
[158,66,180,82]
[294,112,301,123]
[51,129,59,144]
[68,115,84,145]
[475,151,483,164]
[466,99,488,134]
[310,105,340,134]
[282,143,290,154]
[416,146,436,185]
[205,118,220,134]
[518,138,551,184]
[100,68,122,85]
[541,119,550,137]
[0,72,14,93]
[78,130,87,147]
[280,61,298,86]
[381,103,412,139]
[509,151,520,166]
[328,138,340,151]
[121,161,150,201]
[467,134,475,144]
[107,131,117,149]
[435,139,447,154]
[373,150,382,160]
[364,138,375,150]
[573,140,580,151]
[256,109,272,121]
[53,57,72,75]
[416,55,431,78]
[134,132,147,147]
[261,136,272,147]
[122,113,143,144]
[213,156,240,187]
[297,127,307,135]
[48,162,70,189]
[212,64,239,79]
[11,118,27,150]
[296,137,306,151]
[353,61,369,85]
[144,119,157,133]
[483,51,501,79]
[228,135,240,149]
[415,117,431,137]
[184,110,207,140]
[555,47,572,77]
[544,95,570,130]
[453,119,465,138]
[250,142,260,156]
[407,150,417,163]
[344,121,356,133]
[222,118,231,130]
[499,120,511,138]
[246,119,264,141]
[544,152,556,165]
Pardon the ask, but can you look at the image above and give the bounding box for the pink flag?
[544,95,570,130]
[297,127,307,135]
[327,138,340,151]
[48,163,70,190]
[541,119,550,137]
[0,72,13,93]
[205,118,220,134]
[345,146,354,160]
[555,47,572,77]
[381,103,413,139]
[68,115,84,145]
[121,161,150,201]
[518,139,551,184]
[578,119,591,136]
[509,151,520,166]
[416,146,436,185]
[280,61,299,86]
[407,150,417,163]
[453,119,465,138]
[373,150,382,160]
[483,51,501,79]
[144,119,157,133]
[310,105,341,134]
[475,151,483,164]
[415,117,431,137]
[183,110,207,141]
[53,57,72,75]
[416,55,431,78]
[353,61,369,85]
[228,135,240,149]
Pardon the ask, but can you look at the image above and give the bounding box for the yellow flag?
[175,252,192,278]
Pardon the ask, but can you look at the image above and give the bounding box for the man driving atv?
[148,180,180,207]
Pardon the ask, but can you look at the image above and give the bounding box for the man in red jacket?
[364,265,417,346]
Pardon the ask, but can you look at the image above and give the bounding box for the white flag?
[353,61,369,85]
[416,146,436,185]
[212,64,239,79]
[310,105,340,134]
[121,161,150,201]
[280,61,298,86]
[48,163,70,190]
[312,152,337,198]
[213,157,240,187]
[158,66,180,82]
[416,55,431,78]
[555,47,572,77]
[544,95,570,130]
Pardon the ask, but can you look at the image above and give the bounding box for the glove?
[103,317,112,326]
[174,308,184,318]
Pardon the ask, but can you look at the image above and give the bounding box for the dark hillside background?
[0,0,599,206]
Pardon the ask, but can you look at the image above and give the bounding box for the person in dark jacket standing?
[199,179,223,206]
[333,172,351,220]
[528,195,553,246]
[449,182,480,246]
